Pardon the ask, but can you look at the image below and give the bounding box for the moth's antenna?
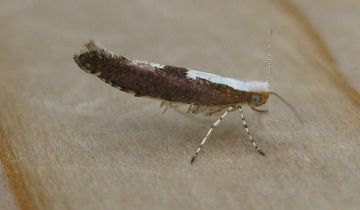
[266,29,273,84]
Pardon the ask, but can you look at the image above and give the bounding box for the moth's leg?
[160,101,171,114]
[191,105,200,114]
[238,106,265,156]
[162,103,171,114]
[207,106,229,116]
[251,106,268,113]
[190,106,234,163]
[187,104,193,113]
[160,101,166,108]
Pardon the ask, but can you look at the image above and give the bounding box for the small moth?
[74,32,293,163]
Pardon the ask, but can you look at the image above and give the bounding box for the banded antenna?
[266,29,273,84]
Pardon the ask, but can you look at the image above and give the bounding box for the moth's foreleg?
[238,106,265,156]
[190,106,234,163]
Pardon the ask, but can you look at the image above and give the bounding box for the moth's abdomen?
[74,40,250,106]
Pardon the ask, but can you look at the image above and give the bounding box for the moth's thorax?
[185,70,270,105]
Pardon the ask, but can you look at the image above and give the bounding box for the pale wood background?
[0,1,359,210]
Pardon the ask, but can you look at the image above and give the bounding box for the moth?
[74,33,295,163]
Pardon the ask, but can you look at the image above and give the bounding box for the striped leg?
[238,106,265,156]
[190,106,234,163]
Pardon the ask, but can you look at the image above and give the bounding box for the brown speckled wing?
[74,41,250,106]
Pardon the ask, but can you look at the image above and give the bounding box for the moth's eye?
[251,95,261,106]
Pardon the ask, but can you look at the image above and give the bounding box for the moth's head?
[245,81,270,107]
[245,30,300,122]
[249,92,270,107]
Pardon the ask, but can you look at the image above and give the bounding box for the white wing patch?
[186,69,269,92]
[131,59,165,69]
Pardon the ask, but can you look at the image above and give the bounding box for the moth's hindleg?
[190,106,234,163]
[238,106,265,156]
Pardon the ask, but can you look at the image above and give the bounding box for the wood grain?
[0,1,359,210]
[0,161,19,210]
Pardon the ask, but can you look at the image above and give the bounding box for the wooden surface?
[1,1,359,210]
